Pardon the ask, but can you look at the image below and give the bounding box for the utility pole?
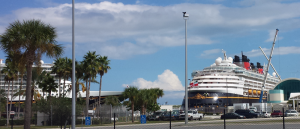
[183,12,189,125]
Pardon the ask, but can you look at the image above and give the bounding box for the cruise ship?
[182,51,280,108]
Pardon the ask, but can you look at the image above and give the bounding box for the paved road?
[72,117,300,129]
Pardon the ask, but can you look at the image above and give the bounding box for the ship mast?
[259,29,279,103]
[222,49,227,60]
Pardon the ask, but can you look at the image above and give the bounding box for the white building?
[0,59,71,101]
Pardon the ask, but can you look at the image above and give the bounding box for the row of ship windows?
[243,72,278,82]
[1,86,24,89]
[195,82,240,84]
[190,86,241,89]
[199,78,239,80]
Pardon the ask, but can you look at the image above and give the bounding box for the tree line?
[122,86,164,123]
[0,19,110,128]
[0,19,165,127]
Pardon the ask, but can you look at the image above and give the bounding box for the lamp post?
[71,0,76,128]
[183,12,189,125]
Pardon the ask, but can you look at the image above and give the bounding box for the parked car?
[111,117,119,121]
[1,111,15,118]
[221,113,246,119]
[179,110,203,120]
[235,109,259,118]
[271,110,283,117]
[255,112,263,118]
[249,107,257,112]
[148,111,164,121]
[160,110,181,120]
[261,112,271,118]
[285,110,299,117]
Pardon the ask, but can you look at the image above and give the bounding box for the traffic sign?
[140,115,146,124]
[85,117,91,126]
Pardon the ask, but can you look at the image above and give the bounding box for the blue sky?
[1,0,300,105]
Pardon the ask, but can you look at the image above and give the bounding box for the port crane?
[259,29,279,103]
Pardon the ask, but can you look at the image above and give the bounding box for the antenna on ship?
[222,49,227,60]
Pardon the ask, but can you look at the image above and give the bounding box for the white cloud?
[162,92,185,99]
[122,69,184,91]
[265,29,283,42]
[1,1,300,59]
[244,46,300,57]
[200,49,221,58]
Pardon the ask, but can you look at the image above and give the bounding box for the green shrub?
[204,113,213,115]
[0,120,25,126]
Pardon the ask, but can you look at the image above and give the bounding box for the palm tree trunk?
[24,64,33,129]
[63,76,66,98]
[88,77,91,115]
[131,101,134,123]
[18,93,20,119]
[7,81,11,121]
[9,80,14,122]
[141,104,144,115]
[98,75,103,118]
[5,81,8,126]
[85,80,88,116]
[58,76,61,97]
[18,77,23,119]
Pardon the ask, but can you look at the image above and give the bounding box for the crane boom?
[259,29,279,103]
[259,46,282,81]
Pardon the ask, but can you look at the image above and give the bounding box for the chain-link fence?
[1,105,300,129]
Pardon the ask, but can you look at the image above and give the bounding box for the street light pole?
[71,0,76,128]
[183,12,189,125]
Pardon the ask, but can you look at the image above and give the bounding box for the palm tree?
[149,88,164,113]
[97,56,110,108]
[0,89,7,120]
[16,61,26,119]
[39,74,58,99]
[139,89,154,115]
[52,58,65,97]
[74,61,85,101]
[0,19,63,129]
[1,56,18,123]
[62,57,72,97]
[13,89,25,118]
[122,86,139,123]
[104,96,120,107]
[151,88,164,103]
[5,53,19,121]
[1,70,9,125]
[82,51,99,116]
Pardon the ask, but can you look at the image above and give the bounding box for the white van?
[249,107,257,112]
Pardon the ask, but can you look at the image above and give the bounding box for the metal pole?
[226,78,228,108]
[224,109,226,129]
[71,0,76,128]
[184,12,188,125]
[170,111,171,129]
[283,107,285,129]
[6,98,8,128]
[11,117,13,129]
[114,113,115,129]
[51,105,52,126]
